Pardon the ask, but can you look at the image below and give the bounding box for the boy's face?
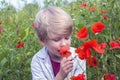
[43,33,71,59]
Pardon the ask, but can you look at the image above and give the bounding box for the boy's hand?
[58,57,74,79]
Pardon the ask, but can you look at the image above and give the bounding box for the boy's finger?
[67,57,74,61]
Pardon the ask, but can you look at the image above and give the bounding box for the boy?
[31,6,86,80]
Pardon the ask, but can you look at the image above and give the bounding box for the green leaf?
[0,58,8,67]
[0,69,3,80]
[76,23,84,29]
[0,51,8,61]
[115,54,120,59]
[20,27,29,41]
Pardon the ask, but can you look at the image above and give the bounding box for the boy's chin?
[56,52,62,57]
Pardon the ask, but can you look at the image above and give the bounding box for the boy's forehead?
[48,32,70,39]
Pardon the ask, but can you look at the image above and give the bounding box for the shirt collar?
[37,46,49,59]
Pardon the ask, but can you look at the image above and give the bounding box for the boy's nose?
[60,39,67,46]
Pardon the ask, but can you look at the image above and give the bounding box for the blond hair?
[34,6,73,41]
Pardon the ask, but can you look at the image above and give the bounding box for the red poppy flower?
[88,39,106,54]
[87,56,98,68]
[76,27,88,40]
[91,22,105,34]
[93,44,105,54]
[117,37,120,43]
[0,22,2,25]
[89,7,97,11]
[101,9,107,14]
[16,42,25,48]
[100,43,106,49]
[117,37,120,41]
[60,46,71,58]
[77,48,91,60]
[4,19,10,23]
[32,22,35,28]
[75,44,91,60]
[109,41,120,50]
[88,39,98,48]
[0,27,5,32]
[0,34,2,38]
[70,74,85,80]
[101,16,109,21]
[80,2,87,8]
[103,74,116,80]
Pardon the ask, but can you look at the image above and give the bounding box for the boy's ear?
[39,40,45,46]
[39,38,45,46]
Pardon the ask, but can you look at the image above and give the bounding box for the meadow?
[0,0,120,80]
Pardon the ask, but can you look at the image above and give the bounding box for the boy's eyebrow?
[51,37,61,40]
[47,36,60,40]
[48,33,71,39]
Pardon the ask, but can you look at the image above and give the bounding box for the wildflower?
[60,45,71,58]
[80,2,87,8]
[89,7,97,11]
[101,16,109,21]
[0,34,2,38]
[101,9,107,14]
[76,27,88,40]
[16,42,25,48]
[117,37,120,41]
[109,41,120,50]
[87,56,98,68]
[0,27,5,32]
[4,18,10,23]
[32,22,35,28]
[117,37,120,42]
[91,22,105,34]
[89,39,106,54]
[75,46,91,60]
[75,41,92,60]
[100,43,106,49]
[88,39,98,48]
[70,74,85,80]
[76,39,106,59]
[93,43,106,54]
[0,21,2,25]
[103,74,116,80]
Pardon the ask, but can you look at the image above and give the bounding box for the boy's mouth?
[58,50,60,52]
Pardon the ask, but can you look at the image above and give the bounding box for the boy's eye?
[52,38,60,42]
[65,36,70,40]
[51,36,70,42]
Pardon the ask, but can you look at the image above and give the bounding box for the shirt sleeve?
[65,56,86,80]
[66,47,86,80]
[74,56,86,75]
[70,47,86,76]
[31,55,48,80]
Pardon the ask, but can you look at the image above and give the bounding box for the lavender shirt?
[31,46,86,80]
